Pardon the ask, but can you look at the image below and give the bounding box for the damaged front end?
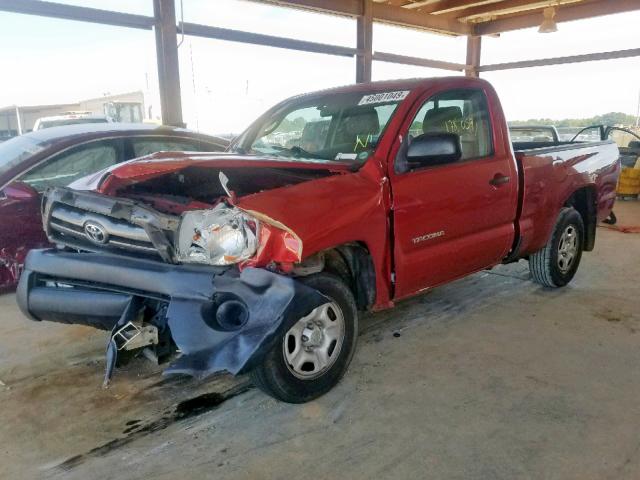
[18,250,328,385]
[1,246,27,291]
[18,186,325,384]
[42,186,302,269]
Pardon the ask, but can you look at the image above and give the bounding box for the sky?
[1,0,639,134]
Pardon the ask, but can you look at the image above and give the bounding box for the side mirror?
[406,133,462,170]
[1,181,39,201]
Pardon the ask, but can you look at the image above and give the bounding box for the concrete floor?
[1,202,639,480]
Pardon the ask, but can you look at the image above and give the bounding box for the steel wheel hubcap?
[283,302,345,380]
[557,225,578,273]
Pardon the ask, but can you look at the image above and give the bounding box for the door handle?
[489,174,510,187]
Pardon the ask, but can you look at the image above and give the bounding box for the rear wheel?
[249,273,358,403]
[529,207,584,287]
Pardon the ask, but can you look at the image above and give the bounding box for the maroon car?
[0,123,229,289]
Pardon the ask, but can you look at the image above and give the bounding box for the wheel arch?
[298,242,376,311]
[563,185,597,251]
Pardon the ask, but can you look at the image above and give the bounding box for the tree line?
[508,112,637,128]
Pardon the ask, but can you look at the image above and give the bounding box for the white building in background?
[0,91,146,139]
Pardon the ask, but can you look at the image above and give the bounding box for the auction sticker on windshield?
[358,90,410,106]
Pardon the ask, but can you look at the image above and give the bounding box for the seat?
[422,106,463,134]
[334,107,380,152]
[422,106,480,158]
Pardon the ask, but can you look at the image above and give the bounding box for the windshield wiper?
[231,145,247,154]
[266,145,319,160]
[287,146,315,158]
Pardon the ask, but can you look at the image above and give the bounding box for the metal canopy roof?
[2,0,640,127]
[254,0,640,36]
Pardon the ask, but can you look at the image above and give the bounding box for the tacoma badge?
[412,230,445,244]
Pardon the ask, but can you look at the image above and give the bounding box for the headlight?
[176,204,258,266]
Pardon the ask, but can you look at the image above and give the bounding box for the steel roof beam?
[180,22,358,57]
[373,51,469,71]
[479,47,640,71]
[476,0,640,34]
[444,0,564,20]
[0,0,154,29]
[415,0,499,14]
[250,0,471,35]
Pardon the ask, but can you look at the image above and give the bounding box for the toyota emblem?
[83,221,109,245]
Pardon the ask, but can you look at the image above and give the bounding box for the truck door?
[605,127,640,168]
[390,87,518,299]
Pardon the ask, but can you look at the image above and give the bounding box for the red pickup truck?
[17,77,620,403]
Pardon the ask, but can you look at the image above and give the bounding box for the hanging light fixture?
[539,6,558,33]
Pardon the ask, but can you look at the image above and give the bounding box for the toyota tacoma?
[17,77,620,403]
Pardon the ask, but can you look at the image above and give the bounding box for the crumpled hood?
[236,160,390,260]
[69,149,390,278]
[70,151,355,193]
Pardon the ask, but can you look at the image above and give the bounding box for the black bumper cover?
[17,249,327,378]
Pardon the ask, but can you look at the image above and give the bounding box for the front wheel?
[249,273,358,403]
[529,207,584,287]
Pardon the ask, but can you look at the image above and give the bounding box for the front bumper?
[17,249,327,379]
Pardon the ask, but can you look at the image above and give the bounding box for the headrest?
[422,106,462,134]
[343,108,380,137]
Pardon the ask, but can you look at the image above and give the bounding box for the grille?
[49,203,158,256]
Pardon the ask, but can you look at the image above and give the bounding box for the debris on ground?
[600,223,640,234]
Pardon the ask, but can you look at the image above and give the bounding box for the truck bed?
[512,140,595,152]
[512,139,620,259]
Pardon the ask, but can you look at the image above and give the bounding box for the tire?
[529,207,584,287]
[249,272,358,403]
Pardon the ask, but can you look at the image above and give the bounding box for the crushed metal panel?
[164,267,329,378]
[17,249,329,382]
[0,246,26,291]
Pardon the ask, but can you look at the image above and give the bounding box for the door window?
[19,141,118,192]
[608,128,640,168]
[408,89,492,161]
[570,126,603,142]
[607,128,640,149]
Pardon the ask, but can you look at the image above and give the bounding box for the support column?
[153,0,183,126]
[356,0,373,83]
[465,35,482,78]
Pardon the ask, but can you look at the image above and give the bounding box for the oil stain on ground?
[55,382,253,472]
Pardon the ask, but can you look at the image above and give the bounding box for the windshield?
[232,89,409,163]
[0,134,49,183]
